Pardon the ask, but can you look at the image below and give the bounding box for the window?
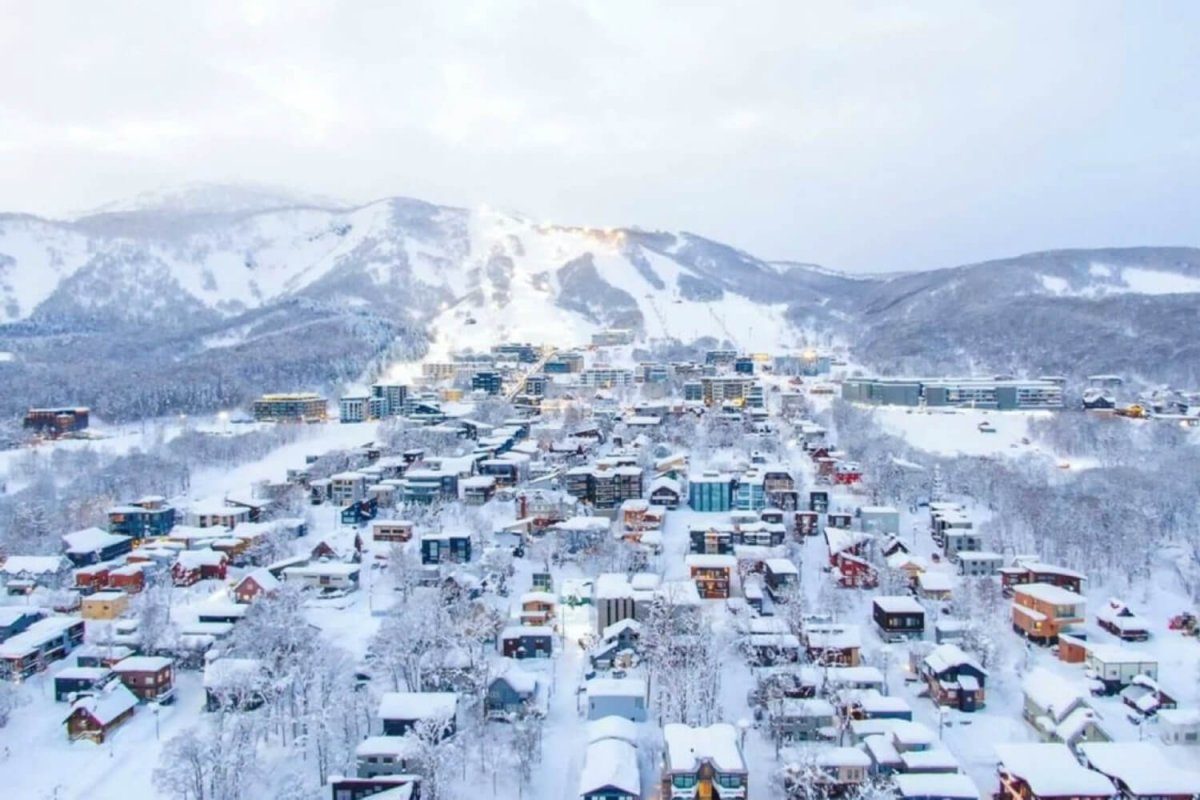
[673,775,696,789]
[717,774,743,789]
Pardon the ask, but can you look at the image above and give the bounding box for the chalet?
[690,524,734,555]
[880,535,910,558]
[107,496,176,540]
[420,532,471,565]
[995,743,1116,800]
[107,564,146,594]
[64,682,138,743]
[649,477,682,509]
[580,735,642,800]
[590,619,642,670]
[1096,600,1151,642]
[920,644,987,712]
[500,626,553,659]
[1012,584,1086,645]
[311,540,339,560]
[745,633,802,666]
[185,500,250,530]
[1079,742,1200,800]
[685,554,737,599]
[460,475,497,505]
[0,555,72,592]
[223,494,272,523]
[519,591,557,628]
[873,596,925,640]
[112,656,175,702]
[24,406,89,437]
[62,527,133,567]
[377,691,458,738]
[835,553,878,587]
[328,776,421,800]
[81,590,130,621]
[1120,675,1176,718]
[795,511,820,537]
[917,571,955,601]
[0,607,45,643]
[956,551,1003,577]
[843,689,912,721]
[763,558,799,601]
[355,736,419,778]
[1085,646,1157,695]
[1000,560,1085,596]
[340,497,378,526]
[55,666,113,702]
[233,568,281,604]
[73,644,134,669]
[485,663,543,719]
[661,723,748,800]
[803,623,862,666]
[329,472,368,505]
[811,747,871,795]
[1022,668,1108,747]
[942,529,985,561]
[809,490,830,513]
[171,549,228,586]
[827,512,854,529]
[204,657,269,711]
[768,697,836,742]
[1157,708,1200,746]
[74,564,110,594]
[282,563,360,592]
[587,677,648,722]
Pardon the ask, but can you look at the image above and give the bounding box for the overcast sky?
[1,1,1196,272]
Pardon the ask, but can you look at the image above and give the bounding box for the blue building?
[0,608,45,644]
[734,357,755,375]
[108,497,176,540]
[472,371,503,395]
[688,471,735,512]
[421,532,471,564]
[524,375,547,397]
[62,528,133,567]
[683,382,703,402]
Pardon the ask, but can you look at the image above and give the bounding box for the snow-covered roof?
[776,697,835,717]
[587,715,639,746]
[237,568,281,592]
[492,662,538,695]
[595,573,634,599]
[283,562,359,578]
[0,555,68,575]
[175,549,227,568]
[62,527,130,554]
[587,677,646,698]
[663,723,746,774]
[355,735,419,759]
[602,618,643,640]
[818,746,871,768]
[873,596,924,614]
[1015,583,1084,605]
[377,692,457,722]
[765,558,799,575]
[55,666,112,681]
[113,656,173,673]
[67,682,138,725]
[578,737,640,796]
[894,773,981,800]
[500,625,553,639]
[917,572,955,592]
[923,644,986,676]
[995,743,1116,798]
[900,747,960,772]
[684,554,737,570]
[1079,742,1200,796]
[203,658,265,689]
[804,624,861,650]
[1022,668,1088,723]
[1086,644,1156,666]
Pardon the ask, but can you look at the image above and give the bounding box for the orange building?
[1012,583,1086,646]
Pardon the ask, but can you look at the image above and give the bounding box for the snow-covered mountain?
[2,185,1200,421]
[0,192,840,353]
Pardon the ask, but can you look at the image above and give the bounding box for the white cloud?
[0,1,1197,272]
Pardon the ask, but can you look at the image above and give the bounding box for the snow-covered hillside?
[0,188,819,354]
